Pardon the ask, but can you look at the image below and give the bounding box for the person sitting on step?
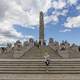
[44,52,50,66]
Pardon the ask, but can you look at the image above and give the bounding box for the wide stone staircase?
[22,46,62,59]
[0,59,80,79]
[0,59,80,74]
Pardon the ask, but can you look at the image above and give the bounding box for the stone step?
[0,59,80,74]
[1,63,80,66]
[0,70,80,74]
[22,46,61,59]
[0,61,80,65]
[0,60,80,65]
[0,67,80,71]
[0,74,80,80]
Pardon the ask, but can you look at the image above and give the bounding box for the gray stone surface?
[0,74,80,80]
[0,59,80,79]
[0,59,79,74]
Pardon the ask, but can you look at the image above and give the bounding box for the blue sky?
[0,0,80,45]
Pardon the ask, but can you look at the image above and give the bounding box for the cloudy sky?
[0,0,80,46]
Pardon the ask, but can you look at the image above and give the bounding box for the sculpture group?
[0,11,80,59]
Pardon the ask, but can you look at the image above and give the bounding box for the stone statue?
[7,43,12,48]
[49,38,54,43]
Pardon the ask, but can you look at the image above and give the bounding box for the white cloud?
[64,16,80,28]
[60,29,71,32]
[0,0,68,27]
[24,35,34,39]
[0,0,52,28]
[45,9,68,24]
[0,35,18,46]
[0,17,24,38]
[0,0,52,44]
[51,0,66,9]
[45,14,59,24]
[52,9,68,16]
[76,5,80,11]
[67,0,77,5]
[0,0,71,45]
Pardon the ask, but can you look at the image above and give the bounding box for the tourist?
[44,53,50,66]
